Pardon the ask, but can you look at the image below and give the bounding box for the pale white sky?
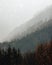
[0,0,52,41]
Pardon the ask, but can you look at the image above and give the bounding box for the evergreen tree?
[17,48,23,65]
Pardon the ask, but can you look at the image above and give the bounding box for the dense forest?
[0,40,52,65]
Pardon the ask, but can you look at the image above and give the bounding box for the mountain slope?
[9,19,52,52]
[4,6,52,42]
[0,6,52,52]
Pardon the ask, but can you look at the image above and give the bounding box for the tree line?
[0,40,52,65]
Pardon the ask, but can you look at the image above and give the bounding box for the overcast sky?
[0,0,52,41]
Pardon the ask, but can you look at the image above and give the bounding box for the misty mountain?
[0,6,52,52]
[4,6,52,42]
[10,19,52,52]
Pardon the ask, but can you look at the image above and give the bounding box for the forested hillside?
[0,40,52,65]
